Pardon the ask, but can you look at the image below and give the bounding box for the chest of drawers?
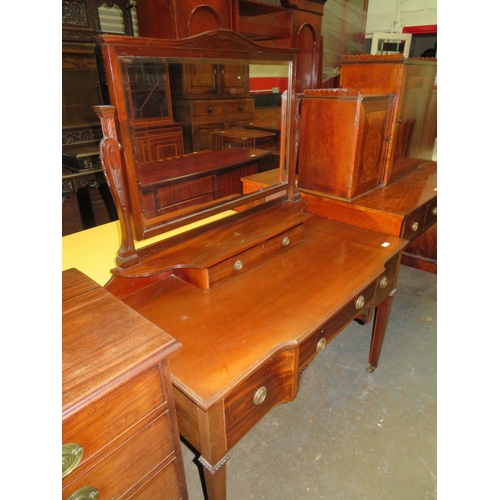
[62,268,188,500]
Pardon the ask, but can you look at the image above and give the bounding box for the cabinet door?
[193,122,225,151]
[186,63,218,96]
[220,64,249,96]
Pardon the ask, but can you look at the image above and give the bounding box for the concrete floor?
[180,264,437,500]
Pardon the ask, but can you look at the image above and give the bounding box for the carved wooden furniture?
[62,167,118,236]
[93,31,408,499]
[339,54,437,185]
[297,88,395,200]
[62,268,188,499]
[135,0,327,92]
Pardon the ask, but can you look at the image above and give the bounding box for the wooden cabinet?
[169,63,253,151]
[297,89,395,200]
[339,54,437,185]
[62,268,188,500]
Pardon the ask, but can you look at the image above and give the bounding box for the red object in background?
[402,24,437,34]
[249,77,288,93]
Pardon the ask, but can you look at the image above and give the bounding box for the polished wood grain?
[104,200,406,499]
[62,268,188,499]
[297,89,394,200]
[340,54,437,185]
[302,161,437,239]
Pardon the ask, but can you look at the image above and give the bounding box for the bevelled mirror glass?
[97,31,297,241]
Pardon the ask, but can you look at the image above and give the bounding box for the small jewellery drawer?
[63,365,166,479]
[63,413,175,500]
[402,206,427,240]
[206,223,305,290]
[298,282,376,369]
[224,347,296,449]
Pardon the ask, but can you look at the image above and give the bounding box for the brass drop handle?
[379,276,388,289]
[253,386,267,405]
[67,486,99,500]
[234,259,243,271]
[432,207,437,216]
[355,295,365,310]
[411,221,419,232]
[282,236,290,247]
[62,443,84,478]
[316,337,327,353]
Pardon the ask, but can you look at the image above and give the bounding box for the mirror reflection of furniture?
[96,30,296,242]
[94,30,409,500]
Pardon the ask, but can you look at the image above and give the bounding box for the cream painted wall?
[366,0,437,35]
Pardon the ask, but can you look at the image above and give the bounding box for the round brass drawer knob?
[379,276,388,289]
[355,295,365,310]
[411,222,419,232]
[234,259,243,271]
[62,443,84,479]
[253,386,267,405]
[316,337,327,353]
[68,486,99,500]
[432,207,437,216]
[282,236,290,247]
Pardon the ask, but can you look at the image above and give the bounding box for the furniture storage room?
[59,1,442,499]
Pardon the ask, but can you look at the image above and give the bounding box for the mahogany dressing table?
[92,31,408,500]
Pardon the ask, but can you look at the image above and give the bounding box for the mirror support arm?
[94,105,139,268]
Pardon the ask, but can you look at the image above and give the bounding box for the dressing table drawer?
[224,347,296,449]
[424,200,437,229]
[298,283,376,369]
[402,206,427,240]
[373,254,400,305]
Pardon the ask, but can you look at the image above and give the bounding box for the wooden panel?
[63,366,165,474]
[131,458,183,500]
[224,347,296,449]
[213,163,258,198]
[63,413,175,499]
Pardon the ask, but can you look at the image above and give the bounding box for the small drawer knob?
[282,236,290,247]
[411,221,419,232]
[207,107,213,113]
[238,105,243,111]
[432,207,437,216]
[253,386,267,405]
[62,443,84,478]
[68,486,99,500]
[355,295,365,310]
[234,259,243,271]
[379,276,388,289]
[316,337,327,353]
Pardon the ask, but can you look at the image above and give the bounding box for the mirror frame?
[96,30,299,241]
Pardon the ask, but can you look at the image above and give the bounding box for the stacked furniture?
[92,31,409,500]
[297,54,437,273]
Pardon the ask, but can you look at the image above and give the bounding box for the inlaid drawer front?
[402,206,427,240]
[298,283,376,369]
[207,223,305,289]
[63,412,175,500]
[373,254,400,305]
[224,347,296,449]
[63,365,166,479]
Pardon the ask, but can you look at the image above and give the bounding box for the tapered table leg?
[197,402,229,500]
[367,289,396,372]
